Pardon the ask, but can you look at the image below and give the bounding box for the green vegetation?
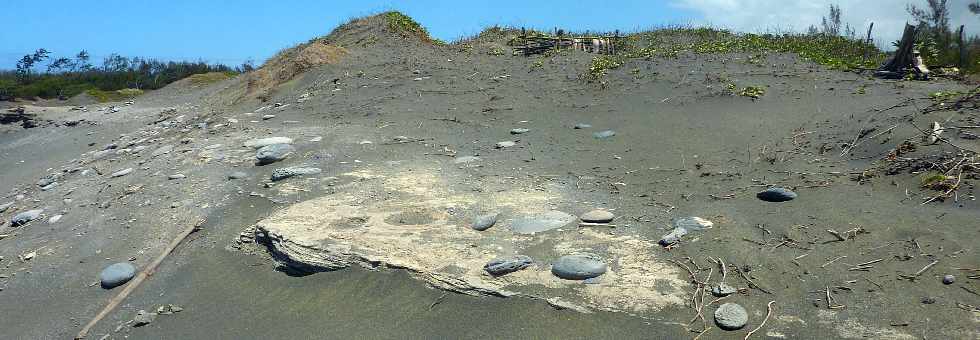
[1,49,245,101]
[383,11,444,44]
[85,88,144,102]
[187,72,236,86]
[738,85,766,99]
[587,55,624,80]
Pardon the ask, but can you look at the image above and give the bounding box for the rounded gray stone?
[580,209,615,223]
[256,143,295,165]
[593,130,616,139]
[495,141,517,149]
[714,303,749,330]
[942,274,955,285]
[573,123,592,129]
[510,128,530,135]
[100,262,137,289]
[484,255,533,276]
[11,209,43,226]
[110,168,134,178]
[510,211,576,234]
[471,213,498,231]
[711,282,737,297]
[551,253,607,280]
[228,171,248,180]
[757,187,797,202]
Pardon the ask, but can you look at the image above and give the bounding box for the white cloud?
[672,0,980,50]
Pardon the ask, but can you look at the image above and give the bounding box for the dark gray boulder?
[11,209,43,226]
[100,262,137,289]
[256,143,295,165]
[757,187,797,202]
[471,213,498,231]
[551,253,607,280]
[484,255,533,276]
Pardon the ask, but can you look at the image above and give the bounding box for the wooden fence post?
[958,25,967,69]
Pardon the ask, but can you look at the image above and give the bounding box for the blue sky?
[1,1,977,69]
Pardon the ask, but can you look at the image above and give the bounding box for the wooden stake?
[75,218,205,339]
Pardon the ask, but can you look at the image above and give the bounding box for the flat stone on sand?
[484,255,533,276]
[580,209,615,223]
[244,137,293,149]
[552,253,607,280]
[593,130,616,139]
[673,216,713,230]
[100,262,137,289]
[110,168,133,178]
[510,210,576,234]
[573,123,592,129]
[510,128,530,135]
[714,303,749,330]
[757,187,797,202]
[711,282,737,297]
[256,143,295,165]
[471,213,498,231]
[495,141,517,149]
[11,209,43,226]
[228,171,248,179]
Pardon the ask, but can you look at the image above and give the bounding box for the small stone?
[310,136,323,142]
[484,255,533,276]
[110,168,133,178]
[942,274,955,285]
[0,202,13,213]
[593,130,616,139]
[757,187,797,202]
[48,215,63,224]
[580,209,614,223]
[658,227,689,246]
[270,167,322,181]
[573,123,592,129]
[11,209,43,226]
[510,128,530,135]
[453,156,481,164]
[100,262,136,289]
[255,143,295,165]
[40,182,58,191]
[714,303,749,330]
[262,114,276,120]
[552,253,607,280]
[228,171,248,180]
[244,137,293,149]
[711,282,737,297]
[471,213,498,231]
[495,141,517,149]
[168,174,186,180]
[132,310,156,327]
[921,297,937,304]
[673,216,713,231]
[37,174,58,187]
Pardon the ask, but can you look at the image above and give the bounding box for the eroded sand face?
[255,166,688,314]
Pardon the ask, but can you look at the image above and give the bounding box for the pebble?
[495,141,517,149]
[270,167,322,181]
[310,136,323,142]
[573,123,592,129]
[580,209,614,223]
[471,213,498,231]
[262,114,276,120]
[228,171,248,180]
[132,310,156,326]
[37,174,58,187]
[757,187,797,202]
[510,128,530,135]
[711,282,737,297]
[551,253,607,280]
[510,210,576,234]
[942,274,955,285]
[714,303,749,330]
[48,214,63,224]
[40,182,58,191]
[244,137,293,149]
[0,202,12,213]
[110,168,134,178]
[100,262,136,288]
[255,143,295,165]
[168,174,186,180]
[484,255,533,276]
[673,216,713,231]
[11,209,43,226]
[453,156,481,164]
[593,130,616,139]
[157,304,184,315]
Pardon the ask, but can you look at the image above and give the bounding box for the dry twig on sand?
[744,300,776,340]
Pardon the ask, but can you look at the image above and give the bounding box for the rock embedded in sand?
[244,137,294,149]
[228,171,248,180]
[47,214,63,224]
[942,274,955,285]
[756,187,797,202]
[484,255,533,276]
[168,174,186,180]
[495,141,517,149]
[132,309,156,326]
[580,209,615,223]
[100,262,136,289]
[714,303,748,330]
[110,168,134,178]
[0,202,13,213]
[552,253,607,280]
[593,130,616,139]
[453,156,481,164]
[270,167,322,181]
[711,282,737,297]
[10,209,43,226]
[510,210,576,234]
[510,128,530,135]
[573,123,592,129]
[255,143,295,165]
[37,174,58,187]
[471,213,498,231]
[262,114,276,120]
[659,217,713,246]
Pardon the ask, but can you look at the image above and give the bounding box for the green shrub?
[86,88,144,102]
